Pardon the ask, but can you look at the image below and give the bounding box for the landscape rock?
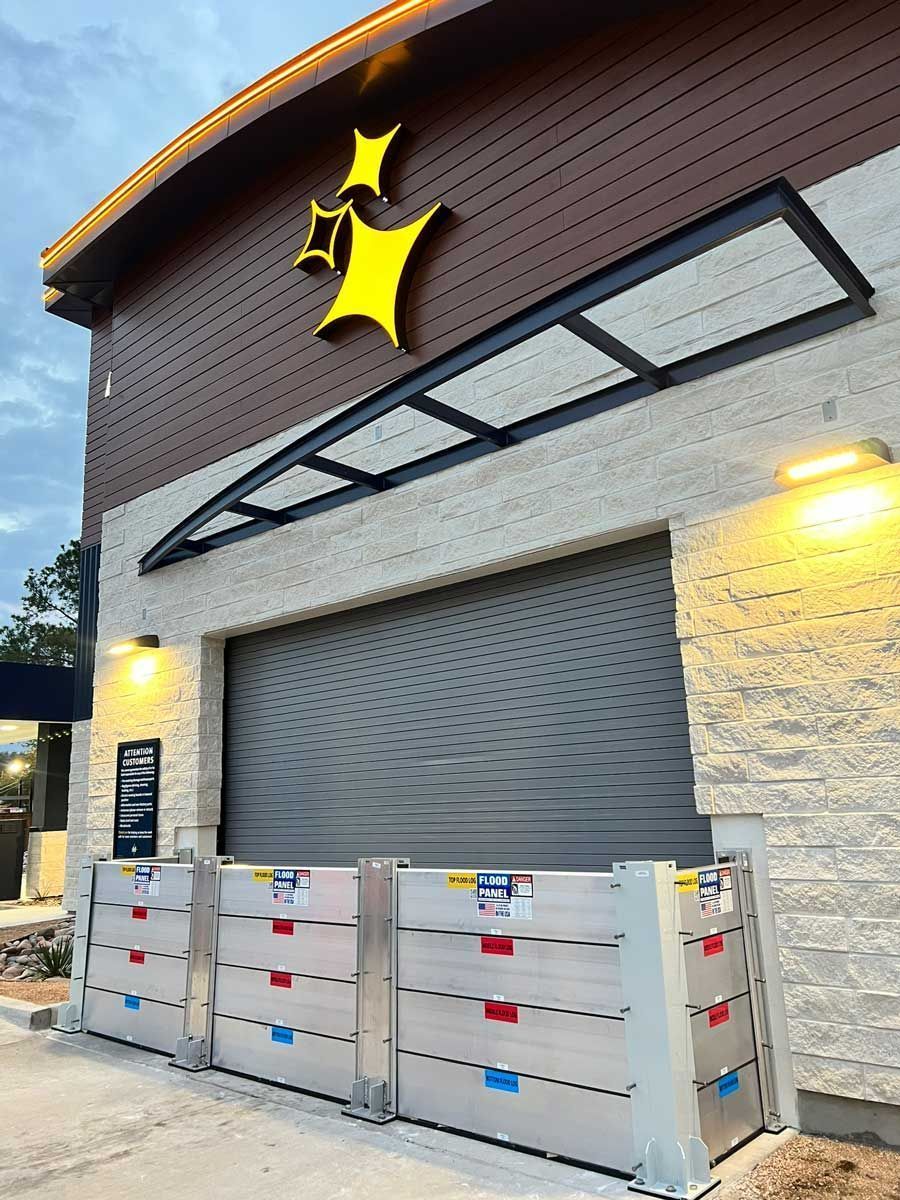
[41,928,56,939]
[1,965,25,979]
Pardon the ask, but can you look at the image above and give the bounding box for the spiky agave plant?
[26,936,73,980]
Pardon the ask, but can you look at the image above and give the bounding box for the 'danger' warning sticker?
[476,872,533,920]
[698,867,734,919]
[271,868,311,906]
[133,864,161,896]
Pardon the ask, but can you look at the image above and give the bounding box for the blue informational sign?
[718,1071,740,1098]
[271,1026,294,1045]
[113,739,161,859]
[477,873,511,901]
[484,1069,519,1093]
[124,995,141,1011]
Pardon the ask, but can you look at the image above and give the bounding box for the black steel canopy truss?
[140,178,874,575]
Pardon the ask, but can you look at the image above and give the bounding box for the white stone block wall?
[68,143,900,1107]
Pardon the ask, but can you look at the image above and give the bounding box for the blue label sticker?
[271,1026,294,1045]
[124,995,141,1011]
[477,872,511,901]
[484,1069,519,1093]
[718,1071,740,1098]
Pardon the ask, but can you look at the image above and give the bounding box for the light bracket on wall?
[774,438,892,489]
[108,634,160,657]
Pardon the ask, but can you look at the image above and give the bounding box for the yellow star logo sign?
[292,124,446,350]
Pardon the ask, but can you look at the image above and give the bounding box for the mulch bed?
[0,978,69,1005]
[726,1134,900,1199]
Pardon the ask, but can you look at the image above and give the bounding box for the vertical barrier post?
[172,855,228,1070]
[613,860,718,1199]
[53,855,103,1034]
[344,857,405,1123]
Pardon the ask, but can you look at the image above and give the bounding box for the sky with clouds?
[0,0,371,621]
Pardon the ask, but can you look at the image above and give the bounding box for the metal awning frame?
[139,177,874,574]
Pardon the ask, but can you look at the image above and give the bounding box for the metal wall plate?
[84,943,188,1006]
[82,986,184,1054]
[683,927,749,1010]
[399,869,617,942]
[215,913,357,980]
[398,990,629,1092]
[213,964,355,1038]
[398,928,622,1016]
[211,1013,354,1100]
[92,862,193,910]
[88,902,191,957]
[691,993,756,1087]
[697,1061,764,1162]
[398,1052,633,1171]
[218,865,357,923]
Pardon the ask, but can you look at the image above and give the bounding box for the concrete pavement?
[0,901,67,929]
[0,1020,786,1199]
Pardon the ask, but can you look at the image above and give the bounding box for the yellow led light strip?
[40,0,438,271]
[785,450,858,482]
[43,287,63,305]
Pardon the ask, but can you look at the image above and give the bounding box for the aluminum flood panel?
[213,964,355,1037]
[400,869,617,942]
[217,865,357,923]
[215,914,357,980]
[84,944,187,1006]
[398,1053,633,1171]
[82,986,184,1054]
[691,993,756,1087]
[683,928,749,1010]
[89,902,191,958]
[697,1062,764,1162]
[398,929,622,1016]
[398,990,628,1092]
[92,862,193,910]
[212,1014,354,1100]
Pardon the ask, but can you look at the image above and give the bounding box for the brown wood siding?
[83,0,900,544]
[82,311,112,544]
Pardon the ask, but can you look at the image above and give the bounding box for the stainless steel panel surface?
[397,1053,633,1171]
[213,964,355,1038]
[353,858,397,1100]
[82,986,184,1054]
[677,863,743,938]
[399,869,617,942]
[398,990,628,1092]
[691,993,756,1087]
[211,1013,354,1100]
[215,914,357,979]
[399,929,622,1016]
[89,902,191,957]
[85,944,188,1006]
[697,1061,764,1161]
[92,862,193,910]
[218,865,357,923]
[684,927,749,1010]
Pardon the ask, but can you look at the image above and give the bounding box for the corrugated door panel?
[223,531,711,870]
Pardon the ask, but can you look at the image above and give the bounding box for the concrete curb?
[0,995,62,1031]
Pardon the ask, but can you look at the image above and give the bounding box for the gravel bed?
[724,1133,900,1199]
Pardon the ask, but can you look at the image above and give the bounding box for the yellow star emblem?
[292,199,352,272]
[336,124,402,201]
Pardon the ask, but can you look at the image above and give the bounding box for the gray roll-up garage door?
[222,531,712,870]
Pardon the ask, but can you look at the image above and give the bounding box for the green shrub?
[26,936,73,980]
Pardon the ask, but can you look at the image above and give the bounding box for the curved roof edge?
[40,0,488,281]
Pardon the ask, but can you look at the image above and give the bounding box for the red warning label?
[481,936,514,956]
[270,971,292,989]
[131,907,148,920]
[129,949,145,965]
[708,1002,730,1028]
[484,1001,518,1023]
[272,919,294,936]
[703,934,724,957]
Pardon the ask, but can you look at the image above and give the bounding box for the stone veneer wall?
[21,830,68,901]
[68,143,900,1109]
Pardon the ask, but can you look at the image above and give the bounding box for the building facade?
[45,0,900,1143]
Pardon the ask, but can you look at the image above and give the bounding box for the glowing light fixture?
[108,634,160,657]
[775,438,892,489]
[0,725,18,733]
[6,759,25,776]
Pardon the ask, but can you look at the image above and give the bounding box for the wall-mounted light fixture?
[108,634,160,656]
[774,437,892,489]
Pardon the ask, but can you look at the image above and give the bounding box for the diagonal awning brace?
[139,178,874,575]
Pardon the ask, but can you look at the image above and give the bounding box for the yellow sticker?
[676,871,699,892]
[446,871,476,889]
[120,865,136,876]
[252,869,274,884]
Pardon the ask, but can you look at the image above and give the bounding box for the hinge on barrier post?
[170,855,228,1073]
[343,857,408,1124]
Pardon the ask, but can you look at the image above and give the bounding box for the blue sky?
[0,1,371,619]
